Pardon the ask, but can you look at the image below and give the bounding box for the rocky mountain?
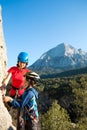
[0,6,16,130]
[0,91,16,130]
[0,6,8,85]
[29,43,87,74]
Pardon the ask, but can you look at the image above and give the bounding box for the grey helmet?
[25,71,40,83]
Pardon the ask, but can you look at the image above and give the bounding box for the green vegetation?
[40,66,87,78]
[41,100,72,130]
[38,74,87,129]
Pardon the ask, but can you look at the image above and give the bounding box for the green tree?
[41,100,72,130]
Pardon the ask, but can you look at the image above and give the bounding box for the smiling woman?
[0,52,31,98]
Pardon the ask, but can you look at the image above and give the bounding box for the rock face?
[0,91,16,130]
[0,6,16,130]
[0,6,8,85]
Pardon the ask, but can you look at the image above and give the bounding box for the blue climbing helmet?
[18,52,29,63]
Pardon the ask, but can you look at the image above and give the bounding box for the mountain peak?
[56,42,70,47]
[56,43,84,57]
[29,43,87,74]
[40,43,77,59]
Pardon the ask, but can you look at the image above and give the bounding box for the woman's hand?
[3,96,13,102]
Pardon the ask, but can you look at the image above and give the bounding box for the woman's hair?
[27,78,36,86]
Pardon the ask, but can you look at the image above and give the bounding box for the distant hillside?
[40,66,87,78]
[29,43,87,75]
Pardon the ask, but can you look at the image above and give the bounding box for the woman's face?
[18,62,26,69]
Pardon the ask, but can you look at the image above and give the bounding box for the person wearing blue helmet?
[0,52,31,98]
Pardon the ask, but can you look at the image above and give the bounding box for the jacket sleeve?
[11,91,34,108]
[21,91,33,108]
[11,99,21,108]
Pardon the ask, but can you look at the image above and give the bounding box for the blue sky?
[0,0,87,68]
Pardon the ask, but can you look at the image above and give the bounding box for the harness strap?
[15,90,19,99]
[11,85,24,98]
[25,107,38,123]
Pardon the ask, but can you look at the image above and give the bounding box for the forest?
[37,74,87,130]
